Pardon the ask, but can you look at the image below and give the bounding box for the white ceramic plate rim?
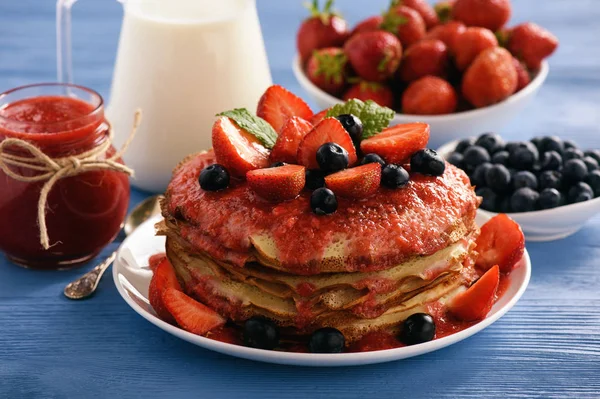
[113,212,531,367]
[292,54,549,121]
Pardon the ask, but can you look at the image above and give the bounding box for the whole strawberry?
[462,47,517,108]
[392,0,439,29]
[454,27,498,70]
[381,5,426,48]
[507,22,559,70]
[350,16,384,37]
[423,21,466,54]
[512,57,531,92]
[402,76,458,115]
[452,0,511,31]
[344,31,402,82]
[399,39,449,82]
[306,48,348,95]
[297,0,349,63]
[343,82,394,108]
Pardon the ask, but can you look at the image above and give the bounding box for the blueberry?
[585,149,600,164]
[361,153,386,166]
[475,133,504,154]
[270,161,286,168]
[311,188,338,215]
[446,152,464,168]
[563,148,584,161]
[585,170,600,196]
[485,164,511,192]
[530,137,542,150]
[455,138,475,153]
[509,146,538,171]
[563,159,588,183]
[476,187,498,211]
[410,149,446,176]
[470,163,492,187]
[401,313,436,345]
[463,145,491,168]
[583,156,599,172]
[563,140,578,150]
[305,169,327,190]
[541,151,562,171]
[512,171,538,190]
[316,143,349,172]
[507,141,539,157]
[336,114,363,144]
[491,150,510,166]
[497,196,512,213]
[199,164,230,191]
[538,136,564,155]
[568,182,594,204]
[538,170,563,190]
[308,328,345,353]
[382,164,410,189]
[538,188,563,210]
[510,188,540,212]
[243,317,280,350]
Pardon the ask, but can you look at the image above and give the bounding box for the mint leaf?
[217,108,277,148]
[326,99,395,139]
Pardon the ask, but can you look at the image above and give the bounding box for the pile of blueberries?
[446,133,600,213]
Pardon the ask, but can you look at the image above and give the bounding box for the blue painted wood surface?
[0,1,599,398]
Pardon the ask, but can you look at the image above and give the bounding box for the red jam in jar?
[0,83,130,269]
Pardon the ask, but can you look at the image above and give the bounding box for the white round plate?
[113,212,531,367]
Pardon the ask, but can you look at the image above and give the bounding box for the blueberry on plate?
[563,139,578,150]
[538,136,564,155]
[308,327,345,353]
[476,187,497,211]
[382,164,410,189]
[563,148,584,161]
[199,164,230,191]
[512,171,538,190]
[455,138,475,154]
[446,152,464,168]
[583,156,599,172]
[470,163,493,187]
[491,150,510,166]
[497,195,512,213]
[361,153,386,166]
[316,142,349,173]
[538,188,563,210]
[541,151,562,171]
[510,187,540,212]
[243,317,280,350]
[507,141,539,157]
[475,133,504,154]
[305,169,327,190]
[538,170,563,191]
[410,149,446,176]
[585,170,600,196]
[463,145,491,168]
[509,145,538,171]
[311,188,338,215]
[336,114,363,144]
[401,313,436,345]
[562,159,588,183]
[568,182,594,204]
[585,149,600,164]
[485,164,511,192]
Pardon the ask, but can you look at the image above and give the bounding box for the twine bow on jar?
[0,110,141,249]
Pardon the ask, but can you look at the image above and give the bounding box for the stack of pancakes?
[158,151,481,342]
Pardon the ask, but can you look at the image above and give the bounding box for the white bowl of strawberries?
[292,0,556,147]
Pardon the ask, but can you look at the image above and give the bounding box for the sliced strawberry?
[310,109,330,125]
[475,214,525,273]
[256,85,313,132]
[297,118,358,169]
[162,288,226,335]
[448,265,499,321]
[325,163,382,199]
[360,123,430,164]
[148,253,166,272]
[212,116,270,177]
[247,164,306,201]
[270,116,313,164]
[149,258,182,323]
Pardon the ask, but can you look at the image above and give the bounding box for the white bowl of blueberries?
[438,133,600,242]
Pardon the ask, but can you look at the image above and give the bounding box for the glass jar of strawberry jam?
[0,83,130,269]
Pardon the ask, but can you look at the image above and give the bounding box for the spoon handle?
[64,251,118,300]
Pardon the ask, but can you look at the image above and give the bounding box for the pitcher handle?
[56,0,78,83]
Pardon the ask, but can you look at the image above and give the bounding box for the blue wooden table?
[1,1,599,398]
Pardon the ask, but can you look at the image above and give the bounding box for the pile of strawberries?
[297,0,559,115]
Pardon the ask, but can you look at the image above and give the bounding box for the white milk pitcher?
[57,0,273,192]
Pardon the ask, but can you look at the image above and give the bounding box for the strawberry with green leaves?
[507,22,559,70]
[434,0,455,24]
[391,0,439,29]
[381,5,426,48]
[297,0,349,63]
[306,47,348,95]
[343,81,394,108]
[343,30,402,82]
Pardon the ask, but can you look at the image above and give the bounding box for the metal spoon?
[63,194,163,300]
